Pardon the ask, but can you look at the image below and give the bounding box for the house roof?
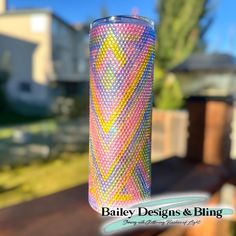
[0,8,77,32]
[73,23,90,33]
[171,53,236,73]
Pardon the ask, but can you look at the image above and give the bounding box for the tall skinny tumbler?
[89,15,155,213]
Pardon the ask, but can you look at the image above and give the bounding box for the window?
[19,82,31,93]
[64,82,78,96]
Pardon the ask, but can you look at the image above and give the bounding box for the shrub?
[155,73,184,110]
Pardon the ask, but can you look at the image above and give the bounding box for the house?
[171,52,236,159]
[171,53,236,97]
[0,0,89,115]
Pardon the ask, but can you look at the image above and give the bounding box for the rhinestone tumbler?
[89,15,155,213]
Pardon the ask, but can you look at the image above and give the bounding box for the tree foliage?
[154,0,213,109]
[156,73,184,109]
[156,0,213,71]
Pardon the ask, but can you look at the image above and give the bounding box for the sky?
[9,0,236,56]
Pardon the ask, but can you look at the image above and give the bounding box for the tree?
[156,0,213,70]
[155,0,213,109]
[100,4,109,18]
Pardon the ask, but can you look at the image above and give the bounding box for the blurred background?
[0,0,236,236]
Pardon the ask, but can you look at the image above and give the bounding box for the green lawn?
[0,119,57,139]
[0,153,88,208]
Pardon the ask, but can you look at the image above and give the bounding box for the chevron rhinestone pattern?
[89,16,155,213]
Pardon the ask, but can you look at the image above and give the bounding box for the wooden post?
[186,96,233,165]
